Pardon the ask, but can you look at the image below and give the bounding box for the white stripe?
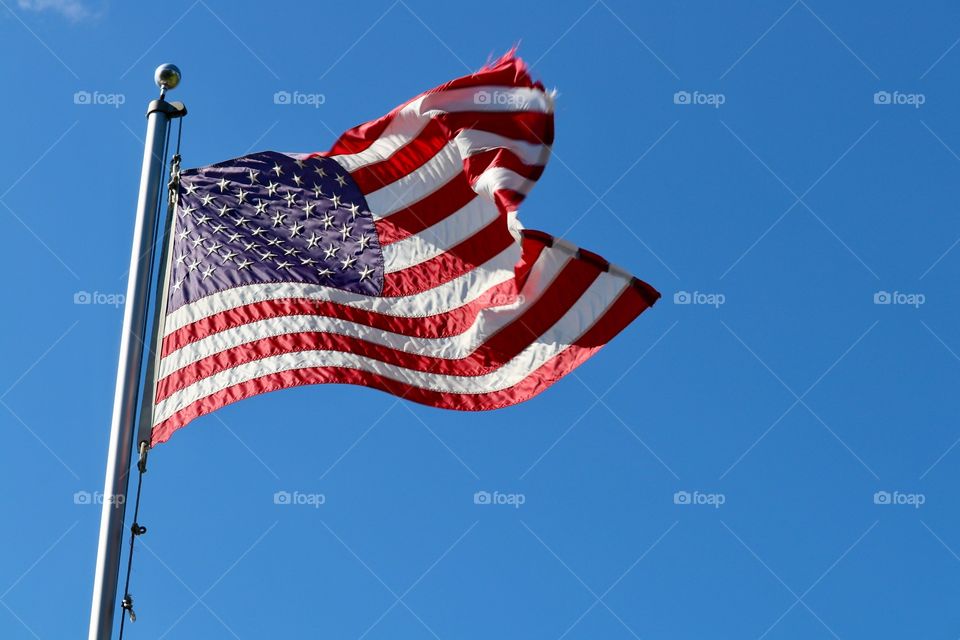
[365,141,461,218]
[155,273,628,424]
[473,167,537,201]
[163,242,522,336]
[382,196,498,273]
[454,129,548,167]
[330,86,550,172]
[159,248,573,378]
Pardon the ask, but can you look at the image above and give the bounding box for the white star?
[184,182,198,196]
[357,265,375,281]
[302,201,315,217]
[293,173,303,186]
[322,244,339,260]
[236,258,253,270]
[335,174,347,187]
[205,241,223,255]
[217,204,233,218]
[338,223,353,241]
[266,181,279,196]
[233,216,251,228]
[220,249,238,263]
[282,191,297,207]
[217,178,230,192]
[187,258,200,272]
[210,223,227,234]
[357,234,372,250]
[339,255,357,270]
[317,267,334,278]
[271,211,287,227]
[272,163,283,176]
[346,202,360,219]
[306,233,322,249]
[275,260,293,270]
[312,184,325,198]
[314,165,327,177]
[172,278,185,291]
[282,246,301,256]
[226,232,242,243]
[201,264,217,280]
[242,241,260,252]
[259,250,277,261]
[200,194,215,207]
[190,235,205,248]
[236,188,248,203]
[177,228,190,241]
[294,157,305,168]
[254,199,268,215]
[175,253,187,265]
[250,227,267,238]
[195,213,211,225]
[330,194,341,208]
[320,213,335,229]
[248,169,260,183]
[300,257,317,266]
[288,222,304,237]
[179,204,196,218]
[266,236,285,247]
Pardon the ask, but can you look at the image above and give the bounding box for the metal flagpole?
[88,64,186,640]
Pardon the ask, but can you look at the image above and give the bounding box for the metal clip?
[167,153,182,209]
[121,594,136,623]
[137,441,149,474]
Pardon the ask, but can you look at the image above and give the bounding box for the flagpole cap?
[154,64,181,93]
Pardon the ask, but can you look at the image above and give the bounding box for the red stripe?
[161,237,551,358]
[151,283,652,446]
[381,210,516,297]
[436,111,553,146]
[156,259,600,402]
[348,119,450,193]
[375,174,477,245]
[463,147,546,185]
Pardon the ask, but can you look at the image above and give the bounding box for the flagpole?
[88,64,186,640]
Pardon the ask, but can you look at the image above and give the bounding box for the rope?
[117,113,183,640]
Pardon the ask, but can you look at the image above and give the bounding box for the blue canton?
[166,151,383,312]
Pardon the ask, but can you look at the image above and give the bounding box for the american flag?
[147,53,660,445]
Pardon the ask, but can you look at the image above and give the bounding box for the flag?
[147,53,660,445]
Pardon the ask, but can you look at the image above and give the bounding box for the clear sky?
[2,1,959,638]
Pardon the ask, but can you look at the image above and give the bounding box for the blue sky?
[2,1,960,638]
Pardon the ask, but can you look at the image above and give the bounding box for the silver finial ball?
[154,64,181,91]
